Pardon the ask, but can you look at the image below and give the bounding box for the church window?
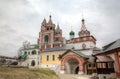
[46,55,49,61]
[47,28,49,30]
[44,35,49,43]
[58,54,61,60]
[82,43,86,49]
[50,27,52,30]
[28,52,30,55]
[31,60,35,66]
[32,50,36,55]
[52,55,55,61]
[24,51,27,54]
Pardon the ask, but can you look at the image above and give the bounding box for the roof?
[96,56,113,62]
[60,49,90,58]
[21,54,27,59]
[93,47,101,51]
[69,30,75,35]
[42,43,98,53]
[24,44,39,50]
[102,39,120,52]
[42,45,73,52]
[87,56,95,63]
[95,39,120,55]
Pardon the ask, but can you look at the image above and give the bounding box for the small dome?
[69,31,75,35]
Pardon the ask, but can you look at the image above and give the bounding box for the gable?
[60,49,89,59]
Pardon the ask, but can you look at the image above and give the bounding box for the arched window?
[44,35,49,43]
[31,60,35,66]
[50,27,52,30]
[32,50,36,55]
[24,51,27,54]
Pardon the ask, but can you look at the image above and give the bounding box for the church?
[19,15,100,75]
[18,15,119,78]
[38,15,99,74]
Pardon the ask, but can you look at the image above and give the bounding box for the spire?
[57,24,60,30]
[78,17,90,37]
[48,15,53,25]
[42,18,46,25]
[56,24,61,32]
[81,18,87,31]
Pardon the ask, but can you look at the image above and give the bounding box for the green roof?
[69,31,75,35]
[21,54,27,59]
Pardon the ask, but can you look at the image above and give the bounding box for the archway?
[31,60,35,66]
[65,58,79,74]
[61,55,85,74]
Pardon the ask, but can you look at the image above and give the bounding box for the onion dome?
[69,30,75,35]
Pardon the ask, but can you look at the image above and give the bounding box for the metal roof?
[102,39,120,52]
[42,45,73,52]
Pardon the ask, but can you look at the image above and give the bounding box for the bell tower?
[78,18,96,49]
[38,15,64,50]
[78,18,90,37]
[38,15,55,50]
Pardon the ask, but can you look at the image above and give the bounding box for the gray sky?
[0,0,120,57]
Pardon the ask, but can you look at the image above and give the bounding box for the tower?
[38,15,55,50]
[54,24,63,47]
[78,18,90,37]
[38,15,64,50]
[78,18,96,49]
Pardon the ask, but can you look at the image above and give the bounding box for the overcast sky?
[0,0,120,57]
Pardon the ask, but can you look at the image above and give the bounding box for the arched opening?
[24,51,27,54]
[65,58,79,74]
[44,35,49,43]
[75,66,79,74]
[61,55,85,74]
[31,60,35,66]
[32,50,36,55]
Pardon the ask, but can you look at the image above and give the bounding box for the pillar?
[60,64,65,74]
[114,52,120,75]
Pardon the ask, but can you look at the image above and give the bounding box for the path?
[58,74,91,79]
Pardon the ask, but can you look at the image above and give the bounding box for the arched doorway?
[65,59,79,74]
[31,60,35,66]
[61,55,85,74]
[75,66,79,74]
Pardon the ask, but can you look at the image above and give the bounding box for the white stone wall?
[19,48,40,68]
[67,41,95,50]
[80,50,93,55]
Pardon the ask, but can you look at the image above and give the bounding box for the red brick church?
[37,15,120,78]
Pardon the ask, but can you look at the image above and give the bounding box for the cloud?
[0,0,120,57]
